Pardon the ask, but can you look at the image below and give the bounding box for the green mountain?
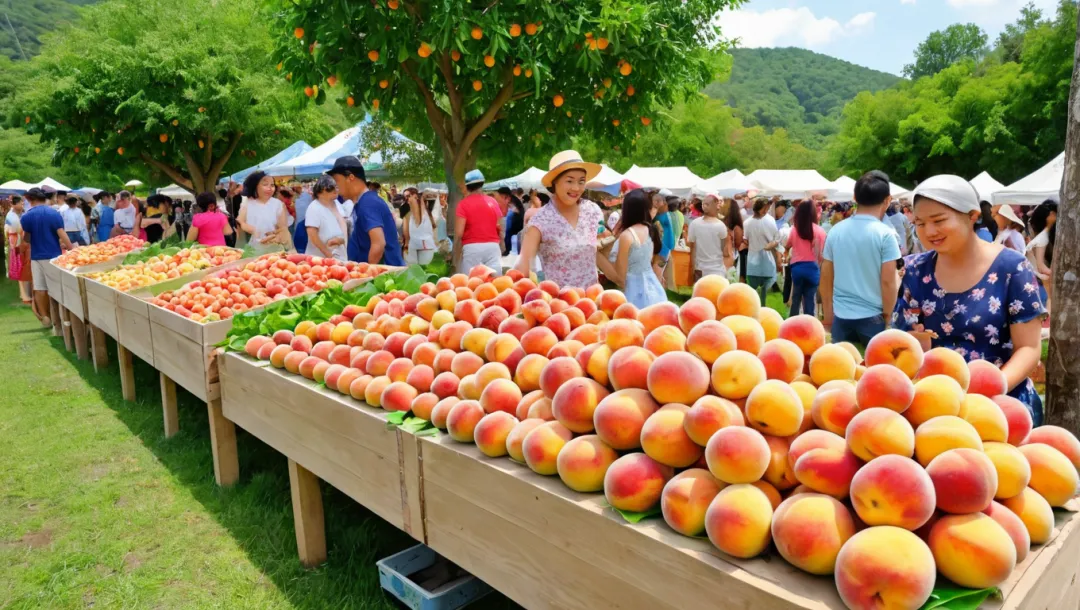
[705,47,903,149]
[0,0,96,60]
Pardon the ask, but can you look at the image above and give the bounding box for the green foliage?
[704,48,901,149]
[903,23,988,80]
[358,115,443,182]
[0,0,95,61]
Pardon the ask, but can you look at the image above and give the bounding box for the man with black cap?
[21,188,73,326]
[327,155,404,267]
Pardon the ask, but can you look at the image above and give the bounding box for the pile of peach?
[242,268,1080,610]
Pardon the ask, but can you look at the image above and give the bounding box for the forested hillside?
[0,0,96,60]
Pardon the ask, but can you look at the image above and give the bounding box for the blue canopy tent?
[266,119,419,178]
[227,140,313,184]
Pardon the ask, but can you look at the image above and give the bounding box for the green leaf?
[921,587,999,610]
[611,505,663,524]
[385,411,408,426]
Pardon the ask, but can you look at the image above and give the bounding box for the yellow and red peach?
[360,332,385,352]
[836,341,863,364]
[984,501,1031,563]
[834,527,936,610]
[683,395,744,447]
[646,351,711,405]
[404,364,434,393]
[846,408,916,461]
[607,346,655,391]
[363,375,392,407]
[479,378,523,415]
[715,282,761,319]
[604,453,673,512]
[283,350,307,375]
[968,359,1008,397]
[561,307,586,330]
[599,318,645,352]
[557,435,619,492]
[864,329,925,378]
[613,302,639,320]
[522,298,552,327]
[302,357,330,382]
[430,371,460,399]
[692,274,729,304]
[273,329,295,346]
[642,325,686,356]
[850,455,935,530]
[430,397,460,429]
[757,338,805,383]
[809,344,858,386]
[1026,426,1080,473]
[383,331,409,357]
[790,381,817,434]
[811,384,860,436]
[385,357,414,383]
[788,429,847,469]
[914,416,983,467]
[520,326,558,356]
[473,411,518,457]
[763,435,798,491]
[993,395,1033,446]
[513,354,549,393]
[593,389,660,450]
[474,362,511,394]
[521,421,574,475]
[596,289,627,318]
[928,513,1016,588]
[437,320,472,351]
[515,390,545,421]
[777,314,826,358]
[793,448,861,499]
[855,364,915,413]
[1019,443,1080,507]
[431,348,456,375]
[543,312,572,340]
[347,374,374,402]
[255,341,277,361]
[757,307,784,342]
[364,350,394,377]
[323,364,350,391]
[904,374,965,428]
[744,379,805,437]
[704,484,773,558]
[771,493,856,575]
[505,418,545,462]
[641,405,704,468]
[311,340,336,362]
[287,334,312,355]
[661,468,725,537]
[719,314,766,354]
[638,301,680,335]
[752,480,784,509]
[498,315,530,340]
[678,297,717,334]
[461,328,496,357]
[527,397,553,420]
[1001,486,1055,544]
[539,356,584,398]
[402,334,427,359]
[449,351,483,379]
[551,377,609,433]
[445,400,485,442]
[686,320,737,365]
[705,426,771,484]
[959,394,1009,443]
[926,448,997,514]
[710,350,767,400]
[408,390,439,420]
[983,441,1032,500]
[546,339,584,359]
[917,347,970,391]
[381,381,419,412]
[566,322,600,346]
[328,344,353,367]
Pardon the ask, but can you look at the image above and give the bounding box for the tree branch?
[510,91,532,102]
[207,131,244,183]
[182,150,206,192]
[437,52,465,143]
[139,152,193,190]
[402,59,453,157]
[201,130,214,174]
[453,67,516,174]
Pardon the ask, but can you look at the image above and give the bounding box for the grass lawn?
[0,279,517,610]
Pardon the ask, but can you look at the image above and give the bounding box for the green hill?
[0,0,96,60]
[705,47,903,149]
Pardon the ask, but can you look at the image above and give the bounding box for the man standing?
[20,188,72,326]
[820,170,901,346]
[652,193,676,289]
[667,197,685,244]
[328,156,404,266]
[112,191,139,237]
[61,196,90,245]
[91,191,113,242]
[687,194,731,280]
[453,170,503,274]
[773,200,790,230]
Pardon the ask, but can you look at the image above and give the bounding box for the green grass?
[0,279,518,610]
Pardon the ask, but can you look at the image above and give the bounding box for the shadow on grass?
[49,331,519,610]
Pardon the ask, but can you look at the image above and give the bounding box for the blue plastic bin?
[377,544,492,610]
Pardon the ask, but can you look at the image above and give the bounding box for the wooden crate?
[115,289,155,366]
[43,259,64,304]
[418,434,1080,610]
[218,353,425,541]
[84,277,119,339]
[59,267,86,321]
[147,307,230,403]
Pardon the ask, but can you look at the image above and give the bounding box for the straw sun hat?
[996,203,1023,227]
[541,150,601,188]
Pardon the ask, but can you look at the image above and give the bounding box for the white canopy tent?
[587,164,626,192]
[969,172,1005,203]
[829,176,857,201]
[890,183,911,198]
[622,165,703,198]
[28,177,72,192]
[691,169,754,197]
[992,154,1063,206]
[746,169,834,198]
[486,167,549,192]
[0,179,32,193]
[156,184,196,201]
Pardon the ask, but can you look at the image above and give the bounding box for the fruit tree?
[271,0,738,209]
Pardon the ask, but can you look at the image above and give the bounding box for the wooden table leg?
[71,315,89,361]
[288,459,327,568]
[160,372,179,438]
[60,307,74,352]
[49,299,62,338]
[118,344,136,402]
[207,398,239,487]
[90,324,109,372]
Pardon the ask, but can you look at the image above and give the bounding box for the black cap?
[497,187,513,196]
[326,155,366,181]
[25,187,48,202]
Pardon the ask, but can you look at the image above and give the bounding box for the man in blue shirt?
[328,156,405,267]
[21,188,73,327]
[820,170,902,346]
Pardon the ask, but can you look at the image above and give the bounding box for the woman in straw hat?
[893,175,1045,424]
[515,150,618,289]
[992,203,1026,253]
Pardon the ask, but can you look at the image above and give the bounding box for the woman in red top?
[187,192,233,246]
[785,199,827,316]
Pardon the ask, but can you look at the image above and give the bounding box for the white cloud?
[947,0,1002,6]
[900,0,917,5]
[718,8,877,49]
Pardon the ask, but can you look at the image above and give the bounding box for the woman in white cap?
[453,169,504,274]
[892,174,1046,424]
[515,150,617,290]
[992,204,1026,253]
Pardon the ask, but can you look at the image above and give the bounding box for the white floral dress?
[527,200,603,290]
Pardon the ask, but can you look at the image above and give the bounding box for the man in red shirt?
[453,170,504,274]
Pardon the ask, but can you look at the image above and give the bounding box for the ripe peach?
[522,421,573,475]
[642,325,686,356]
[715,282,761,318]
[437,320,471,351]
[445,399,484,442]
[360,332,385,352]
[404,364,434,393]
[478,377,522,415]
[811,384,859,436]
[928,513,1016,588]
[705,426,771,484]
[596,289,627,318]
[850,455,935,530]
[381,381,419,412]
[255,341,277,361]
[984,500,1031,563]
[546,339,584,359]
[283,350,306,374]
[363,350,393,377]
[904,374,964,428]
[505,418,545,462]
[864,329,924,378]
[513,353,549,393]
[323,364,349,390]
[678,297,717,334]
[328,344,352,367]
[539,356,583,398]
[297,355,323,380]
[557,435,619,492]
[411,392,439,421]
[685,320,737,365]
[461,328,496,358]
[638,301,681,335]
[288,334,313,355]
[926,448,997,514]
[383,331,409,358]
[385,357,414,383]
[710,350,766,400]
[777,314,825,358]
[744,379,805,437]
[449,351,483,378]
[757,307,784,342]
[561,307,586,330]
[788,429,847,469]
[854,364,915,413]
[763,435,798,490]
[430,397,459,429]
[790,381,817,434]
[752,480,784,509]
[593,389,660,450]
[474,362,511,393]
[551,377,609,433]
[1001,486,1055,544]
[914,416,983,466]
[402,334,426,359]
[526,397,553,421]
[273,329,295,345]
[565,322,599,345]
[834,527,936,610]
[612,302,638,320]
[457,374,480,400]
[586,310,610,326]
[430,371,460,399]
[450,299,482,327]
[683,395,744,447]
[607,346,655,391]
[641,405,704,468]
[661,469,725,536]
[603,453,673,512]
[771,493,856,575]
[348,329,370,348]
[515,390,546,420]
[497,315,530,340]
[1026,426,1080,473]
[513,278,538,300]
[647,351,711,405]
[984,441,1032,500]
[957,394,1008,443]
[363,375,392,407]
[993,395,1033,446]
[719,314,766,354]
[473,411,518,457]
[809,343,858,386]
[1019,443,1080,506]
[574,343,611,386]
[476,306,509,333]
[347,375,374,402]
[793,448,861,499]
[520,326,558,356]
[691,274,729,304]
[917,347,970,391]
[410,342,438,368]
[599,318,644,352]
[294,321,317,340]
[968,359,1008,397]
[704,484,773,558]
[311,340,336,362]
[269,344,293,368]
[846,408,916,461]
[757,338,805,383]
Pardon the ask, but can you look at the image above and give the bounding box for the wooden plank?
[60,270,86,321]
[49,298,62,337]
[70,314,89,361]
[114,291,154,365]
[147,298,207,343]
[206,398,239,487]
[160,372,179,438]
[59,305,74,352]
[998,506,1080,610]
[150,320,211,402]
[85,286,118,340]
[118,344,136,402]
[90,323,109,372]
[398,430,426,543]
[44,261,64,304]
[288,459,327,568]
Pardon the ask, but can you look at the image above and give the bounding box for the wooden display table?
[42,259,66,342]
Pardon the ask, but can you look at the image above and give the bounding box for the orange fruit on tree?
[94,147,100,154]
[117,147,124,155]
[171,119,179,126]
[372,99,380,110]
[387,0,399,9]
[525,23,537,35]
[598,37,610,50]
[510,24,521,37]
[524,68,533,78]
[471,26,483,40]
[594,89,605,99]
[24,116,30,124]
[553,94,564,107]
[586,39,598,50]
[379,80,389,89]
[286,72,292,80]
[159,134,168,143]
[603,77,612,88]
[418,42,432,58]
[585,32,594,39]
[626,85,635,96]
[346,96,355,106]
[276,62,283,71]
[641,116,651,126]
[513,65,522,76]
[327,75,338,87]
[620,62,632,76]
[368,49,380,61]
[472,80,483,91]
[612,119,620,126]
[451,49,461,61]
[566,111,572,117]
[484,55,495,68]
[304,86,314,97]
[73,146,79,153]
[198,140,204,149]
[294,27,304,39]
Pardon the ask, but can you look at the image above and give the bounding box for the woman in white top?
[111,192,140,237]
[402,187,436,265]
[687,194,732,280]
[304,176,348,261]
[992,204,1027,253]
[1025,201,1056,309]
[237,171,290,252]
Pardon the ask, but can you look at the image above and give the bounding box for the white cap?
[911,175,980,214]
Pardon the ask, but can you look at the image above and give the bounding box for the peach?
[402,334,427,359]
[522,421,574,475]
[365,350,394,377]
[596,289,627,317]
[539,356,583,398]
[363,375,392,407]
[411,392,439,421]
[607,346,655,391]
[283,350,306,374]
[809,344,858,386]
[744,379,804,437]
[777,314,826,357]
[430,371,460,399]
[445,400,484,442]
[917,347,970,391]
[864,329,924,378]
[593,389,660,450]
[415,296,439,321]
[691,274,729,304]
[498,315,530,339]
[294,321,317,340]
[914,416,983,467]
[328,344,353,367]
[457,374,481,401]
[836,341,863,364]
[449,351,483,378]
[793,448,861,499]
[1001,486,1055,544]
[474,362,511,393]
[438,320,472,351]
[678,297,716,334]
[551,377,609,433]
[299,356,327,381]
[477,306,510,334]
[968,359,1008,397]
[557,435,619,493]
[638,301,681,335]
[599,318,644,352]
[928,513,1016,588]
[705,426,771,484]
[323,364,349,390]
[683,395,744,447]
[661,469,725,536]
[383,331,409,358]
[1019,443,1080,506]
[513,353,549,393]
[452,300,483,327]
[505,418,545,462]
[360,332,385,352]
[587,310,610,325]
[604,453,673,513]
[718,314,766,354]
[925,448,997,514]
[850,455,935,530]
[834,527,936,610]
[527,397,554,420]
[642,325,686,356]
[430,397,460,429]
[520,326,558,356]
[432,348,456,374]
[704,484,773,558]
[790,381,817,434]
[273,329,295,345]
[578,343,613,387]
[561,307,586,330]
[572,299,599,322]
[1026,426,1080,473]
[612,302,639,320]
[515,390,546,420]
[288,334,313,355]
[854,364,915,413]
[958,394,1009,443]
[255,341,277,361]
[811,384,859,436]
[788,429,847,469]
[641,405,704,468]
[385,357,414,383]
[757,307,784,342]
[512,278,537,300]
[347,374,374,402]
[268,344,293,369]
[752,480,784,509]
[473,411,518,457]
[311,340,335,362]
[763,435,798,490]
[757,338,805,383]
[771,493,856,575]
[546,339,583,359]
[685,320,737,366]
[984,501,1031,563]
[479,378,523,415]
[984,441,1032,500]
[710,350,767,400]
[993,395,1033,446]
[641,352,707,406]
[461,327,496,357]
[404,364,434,393]
[381,381,419,412]
[565,322,599,345]
[715,282,761,318]
[904,374,964,428]
[846,408,916,461]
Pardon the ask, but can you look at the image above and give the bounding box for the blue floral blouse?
[892,248,1046,424]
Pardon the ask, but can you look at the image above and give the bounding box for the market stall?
[993,152,1064,206]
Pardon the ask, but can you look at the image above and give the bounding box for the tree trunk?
[1044,9,1080,437]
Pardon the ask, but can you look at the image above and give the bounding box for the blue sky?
[717,0,1060,75]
